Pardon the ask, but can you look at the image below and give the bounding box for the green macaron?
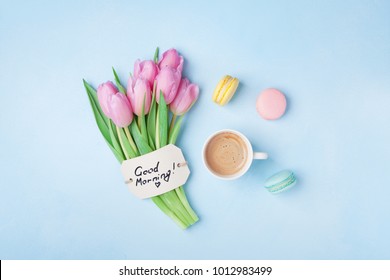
[264,170,297,194]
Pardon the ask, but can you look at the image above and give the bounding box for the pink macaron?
[256,88,287,120]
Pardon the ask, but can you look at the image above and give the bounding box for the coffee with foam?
[204,132,248,177]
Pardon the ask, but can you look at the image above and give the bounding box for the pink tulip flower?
[133,59,158,87]
[170,78,199,116]
[155,66,182,104]
[97,81,118,117]
[158,49,184,71]
[127,76,152,116]
[106,93,134,127]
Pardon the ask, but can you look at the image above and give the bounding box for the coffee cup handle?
[253,152,268,160]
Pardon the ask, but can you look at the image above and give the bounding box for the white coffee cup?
[202,129,268,180]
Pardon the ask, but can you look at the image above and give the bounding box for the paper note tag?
[121,144,190,199]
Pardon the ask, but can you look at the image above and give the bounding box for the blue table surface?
[1,0,390,259]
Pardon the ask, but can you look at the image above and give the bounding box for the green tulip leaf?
[147,93,157,148]
[108,121,125,161]
[148,134,156,150]
[112,67,126,94]
[117,127,137,159]
[106,138,126,163]
[83,79,121,149]
[83,79,110,127]
[168,116,184,145]
[140,95,148,142]
[83,79,129,163]
[157,91,168,148]
[151,196,187,229]
[130,121,153,155]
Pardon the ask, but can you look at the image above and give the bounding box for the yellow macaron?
[212,75,240,106]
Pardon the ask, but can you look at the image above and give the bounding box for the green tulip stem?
[137,116,141,129]
[169,114,177,138]
[124,126,138,154]
[116,126,130,160]
[155,111,160,149]
[152,80,157,96]
[151,196,187,229]
[175,186,199,223]
[168,114,199,223]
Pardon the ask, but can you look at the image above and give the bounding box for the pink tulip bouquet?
[83,48,199,229]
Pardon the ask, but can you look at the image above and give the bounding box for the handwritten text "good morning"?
[134,161,174,188]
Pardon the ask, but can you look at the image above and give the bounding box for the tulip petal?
[133,59,141,79]
[139,60,158,86]
[107,93,133,127]
[176,55,184,75]
[155,67,181,104]
[97,81,118,118]
[128,78,151,116]
[84,80,112,144]
[158,48,183,70]
[170,78,199,115]
[133,59,158,87]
